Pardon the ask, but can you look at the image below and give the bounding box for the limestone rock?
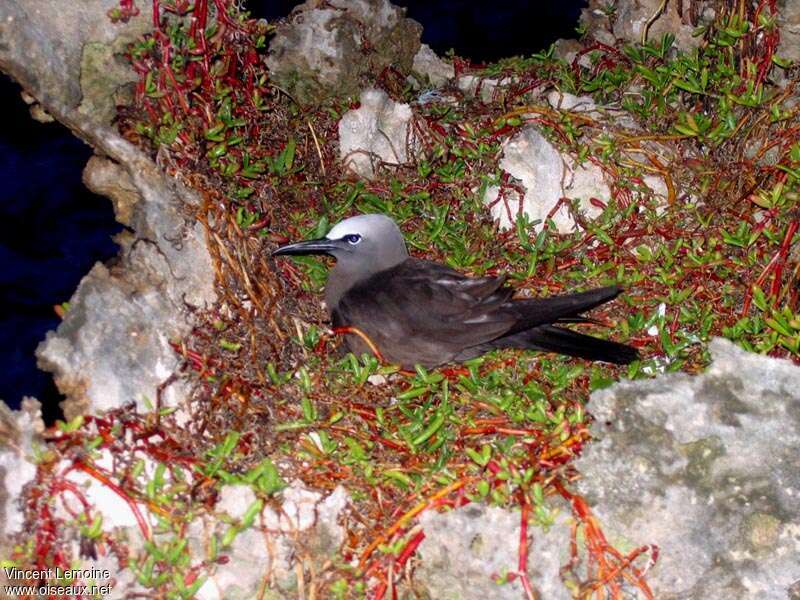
[456,75,515,103]
[614,0,700,50]
[411,43,454,87]
[580,0,716,52]
[547,90,600,113]
[56,448,157,531]
[266,0,422,105]
[78,16,153,125]
[82,156,141,226]
[36,208,211,418]
[0,398,45,595]
[552,38,586,66]
[483,126,610,232]
[0,398,44,541]
[578,4,618,47]
[778,0,800,63]
[1,1,217,417]
[338,88,419,179]
[575,338,800,599]
[193,523,290,600]
[216,484,259,521]
[195,482,349,599]
[416,502,575,599]
[0,0,153,115]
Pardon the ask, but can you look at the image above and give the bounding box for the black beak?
[271,238,341,257]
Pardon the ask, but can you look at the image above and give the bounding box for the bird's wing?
[335,259,517,353]
[410,260,509,299]
[400,260,514,314]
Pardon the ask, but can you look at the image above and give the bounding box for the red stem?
[517,498,536,600]
[72,460,152,540]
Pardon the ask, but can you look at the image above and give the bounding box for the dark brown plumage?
[332,258,637,368]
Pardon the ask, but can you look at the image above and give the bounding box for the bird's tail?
[505,285,625,333]
[496,324,639,365]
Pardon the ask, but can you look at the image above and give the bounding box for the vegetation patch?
[9,0,799,597]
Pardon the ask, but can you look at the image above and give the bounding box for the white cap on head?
[326,214,399,240]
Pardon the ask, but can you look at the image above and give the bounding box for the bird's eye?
[344,234,362,245]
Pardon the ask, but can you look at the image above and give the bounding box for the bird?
[272,214,638,369]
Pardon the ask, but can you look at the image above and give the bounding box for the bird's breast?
[330,303,448,369]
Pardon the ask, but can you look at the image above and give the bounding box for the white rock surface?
[266,0,422,104]
[216,484,258,520]
[580,0,713,52]
[484,126,609,232]
[778,0,800,64]
[262,479,348,539]
[195,482,349,599]
[547,90,639,130]
[546,90,600,113]
[367,374,387,386]
[416,502,575,599]
[37,257,195,416]
[269,6,354,92]
[193,523,290,600]
[339,88,419,179]
[0,398,44,540]
[0,0,216,419]
[412,43,454,86]
[576,338,800,599]
[457,75,515,103]
[56,447,159,531]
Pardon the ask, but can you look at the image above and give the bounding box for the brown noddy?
[272,214,638,369]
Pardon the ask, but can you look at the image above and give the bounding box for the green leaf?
[411,414,445,446]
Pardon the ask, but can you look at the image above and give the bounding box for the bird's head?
[272,214,409,275]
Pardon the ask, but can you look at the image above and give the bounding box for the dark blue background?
[0,77,122,422]
[0,1,586,419]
